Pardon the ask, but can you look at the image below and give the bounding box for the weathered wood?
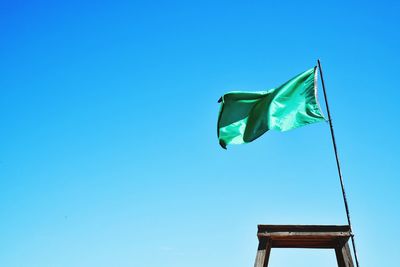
[254,239,271,267]
[335,242,354,267]
[258,225,351,233]
[257,225,351,249]
[254,225,355,266]
[259,232,349,237]
[258,224,350,233]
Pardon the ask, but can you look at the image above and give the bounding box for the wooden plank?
[257,225,351,249]
[254,239,271,267]
[258,225,351,234]
[258,232,350,238]
[335,242,354,267]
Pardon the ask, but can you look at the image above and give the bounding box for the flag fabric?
[217,67,325,149]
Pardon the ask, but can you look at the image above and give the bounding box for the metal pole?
[317,59,360,267]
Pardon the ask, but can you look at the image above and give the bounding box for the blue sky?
[1,1,399,266]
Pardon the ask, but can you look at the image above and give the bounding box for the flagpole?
[317,59,360,267]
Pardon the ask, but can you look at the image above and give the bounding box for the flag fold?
[217,67,325,149]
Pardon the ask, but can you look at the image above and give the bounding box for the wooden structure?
[254,225,354,267]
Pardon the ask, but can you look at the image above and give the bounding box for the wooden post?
[335,242,354,267]
[254,239,271,267]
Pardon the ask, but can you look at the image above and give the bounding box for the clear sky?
[1,1,399,266]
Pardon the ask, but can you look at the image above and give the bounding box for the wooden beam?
[258,232,350,238]
[257,225,351,249]
[258,225,351,234]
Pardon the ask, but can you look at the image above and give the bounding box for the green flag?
[217,67,325,149]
